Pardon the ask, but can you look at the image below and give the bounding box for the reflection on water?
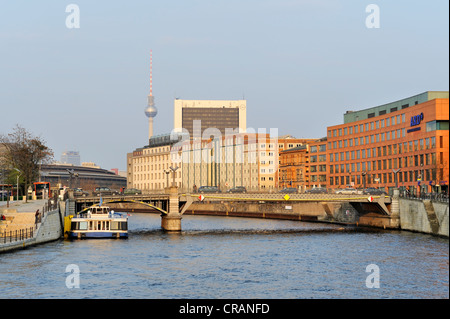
[0,213,448,299]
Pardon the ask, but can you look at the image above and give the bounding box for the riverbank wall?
[399,198,449,237]
[0,201,63,253]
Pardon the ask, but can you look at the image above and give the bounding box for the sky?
[0,0,448,171]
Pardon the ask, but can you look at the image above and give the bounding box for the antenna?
[149,50,153,96]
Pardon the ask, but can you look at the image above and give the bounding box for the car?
[92,187,118,196]
[363,188,387,195]
[198,186,221,193]
[305,187,328,194]
[335,188,359,195]
[279,187,298,194]
[227,186,247,193]
[122,188,142,195]
[72,188,89,197]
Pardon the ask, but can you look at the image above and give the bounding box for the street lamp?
[169,166,179,188]
[13,168,21,201]
[164,169,170,188]
[362,171,367,190]
[392,168,401,189]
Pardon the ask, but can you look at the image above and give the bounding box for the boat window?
[79,221,88,230]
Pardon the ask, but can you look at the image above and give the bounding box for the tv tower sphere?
[145,97,158,118]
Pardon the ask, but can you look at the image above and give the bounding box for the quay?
[0,199,63,253]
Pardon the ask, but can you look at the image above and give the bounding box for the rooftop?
[343,91,449,124]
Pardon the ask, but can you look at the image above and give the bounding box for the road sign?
[368,196,374,202]
[283,195,290,201]
[198,195,204,201]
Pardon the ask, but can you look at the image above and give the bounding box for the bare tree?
[0,125,54,201]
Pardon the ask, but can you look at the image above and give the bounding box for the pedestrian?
[193,184,197,193]
[35,209,40,224]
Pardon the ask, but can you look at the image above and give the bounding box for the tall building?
[326,91,449,194]
[173,99,246,137]
[144,50,157,140]
[60,151,80,166]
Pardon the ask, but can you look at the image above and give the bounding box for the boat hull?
[68,231,128,239]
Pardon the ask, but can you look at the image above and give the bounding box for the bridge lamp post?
[169,166,179,188]
[392,169,401,189]
[362,171,367,190]
[164,169,170,188]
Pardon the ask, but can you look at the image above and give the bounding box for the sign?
[408,112,424,133]
[283,195,290,201]
[198,195,204,201]
[368,196,374,202]
[410,113,424,126]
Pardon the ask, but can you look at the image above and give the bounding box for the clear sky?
[1,0,448,171]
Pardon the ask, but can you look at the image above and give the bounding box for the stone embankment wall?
[399,199,449,237]
[0,206,63,253]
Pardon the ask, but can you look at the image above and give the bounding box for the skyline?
[1,0,448,171]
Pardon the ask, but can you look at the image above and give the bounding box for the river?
[0,213,448,299]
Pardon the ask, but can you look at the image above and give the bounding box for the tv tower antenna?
[145,49,157,141]
[149,49,153,96]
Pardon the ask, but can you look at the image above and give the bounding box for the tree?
[0,125,54,201]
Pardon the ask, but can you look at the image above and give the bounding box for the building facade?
[326,91,449,194]
[127,134,183,192]
[173,99,247,137]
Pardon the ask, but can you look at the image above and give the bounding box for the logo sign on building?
[408,112,424,133]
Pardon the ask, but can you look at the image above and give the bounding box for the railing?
[0,199,59,246]
[400,192,449,203]
[0,227,34,244]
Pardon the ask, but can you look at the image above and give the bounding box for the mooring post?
[161,186,182,231]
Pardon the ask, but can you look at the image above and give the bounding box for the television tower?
[144,50,157,140]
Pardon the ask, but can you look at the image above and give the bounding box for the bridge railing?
[400,192,449,203]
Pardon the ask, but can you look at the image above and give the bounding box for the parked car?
[335,188,359,195]
[279,187,298,194]
[198,186,221,193]
[92,187,118,196]
[72,188,89,197]
[122,188,142,195]
[363,188,387,195]
[227,186,247,193]
[305,187,328,194]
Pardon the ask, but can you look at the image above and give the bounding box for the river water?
[0,213,448,299]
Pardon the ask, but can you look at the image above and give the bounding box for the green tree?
[0,125,54,201]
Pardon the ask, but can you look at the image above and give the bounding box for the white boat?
[69,206,128,239]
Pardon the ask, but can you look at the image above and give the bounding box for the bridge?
[68,188,399,231]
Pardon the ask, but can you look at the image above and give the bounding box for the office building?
[60,151,80,166]
[326,91,449,194]
[173,99,246,137]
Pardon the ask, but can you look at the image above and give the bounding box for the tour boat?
[69,205,128,239]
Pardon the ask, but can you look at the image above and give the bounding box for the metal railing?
[0,199,59,245]
[400,192,449,203]
[0,227,34,244]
